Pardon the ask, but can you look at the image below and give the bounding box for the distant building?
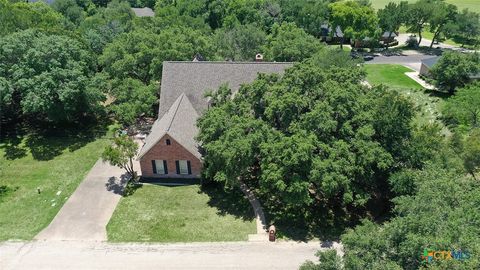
[420,55,480,80]
[381,31,398,43]
[131,7,154,17]
[320,24,344,43]
[419,56,440,76]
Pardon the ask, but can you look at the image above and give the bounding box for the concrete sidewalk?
[35,160,129,241]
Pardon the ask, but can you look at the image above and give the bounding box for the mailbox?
[268,225,276,242]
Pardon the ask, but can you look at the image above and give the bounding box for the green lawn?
[371,0,480,13]
[364,64,423,89]
[365,64,450,135]
[107,184,256,242]
[0,125,110,240]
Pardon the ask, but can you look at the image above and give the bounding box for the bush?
[405,36,418,48]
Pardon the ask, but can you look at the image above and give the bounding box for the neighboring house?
[320,24,345,43]
[138,61,293,179]
[420,56,440,76]
[131,7,154,17]
[380,31,398,43]
[420,55,480,79]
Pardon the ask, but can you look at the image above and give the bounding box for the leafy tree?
[300,250,343,270]
[405,0,434,45]
[429,51,480,93]
[446,9,480,48]
[52,0,86,25]
[337,166,480,269]
[426,1,457,48]
[214,23,267,61]
[197,56,417,226]
[263,22,323,61]
[463,129,480,180]
[0,30,104,123]
[279,0,330,38]
[102,134,138,179]
[443,82,480,128]
[79,0,135,54]
[0,0,64,36]
[100,26,214,84]
[328,1,379,49]
[378,1,408,48]
[109,78,158,125]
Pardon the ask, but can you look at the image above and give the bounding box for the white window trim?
[155,160,166,175]
[179,160,189,175]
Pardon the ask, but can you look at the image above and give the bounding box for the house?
[419,56,440,77]
[320,24,345,43]
[380,31,398,43]
[131,7,154,17]
[138,61,293,179]
[420,55,480,79]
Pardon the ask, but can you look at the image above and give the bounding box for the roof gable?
[138,93,200,159]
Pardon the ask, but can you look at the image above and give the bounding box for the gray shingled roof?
[382,31,398,38]
[421,56,440,68]
[131,7,154,17]
[138,93,199,159]
[159,61,293,117]
[139,61,293,160]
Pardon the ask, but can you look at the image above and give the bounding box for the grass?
[365,64,450,135]
[107,183,256,242]
[0,123,111,240]
[371,0,480,13]
[364,64,423,89]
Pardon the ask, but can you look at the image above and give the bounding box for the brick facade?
[139,135,202,178]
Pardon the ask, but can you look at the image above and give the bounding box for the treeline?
[2,0,479,126]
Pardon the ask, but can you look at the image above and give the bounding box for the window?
[166,139,171,145]
[152,160,168,174]
[176,160,191,175]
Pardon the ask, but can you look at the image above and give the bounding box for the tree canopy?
[0,30,104,123]
[307,166,480,270]
[264,22,323,62]
[328,1,379,48]
[430,51,480,93]
[197,53,429,227]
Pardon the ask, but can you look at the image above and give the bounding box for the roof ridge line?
[166,93,184,132]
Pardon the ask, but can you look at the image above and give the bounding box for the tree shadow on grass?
[198,181,256,222]
[423,88,451,99]
[0,119,110,161]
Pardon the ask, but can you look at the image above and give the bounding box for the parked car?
[363,55,374,61]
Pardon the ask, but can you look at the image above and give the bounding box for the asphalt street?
[0,240,333,270]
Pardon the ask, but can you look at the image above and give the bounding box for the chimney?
[255,53,264,62]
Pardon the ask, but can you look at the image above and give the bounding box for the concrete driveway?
[34,160,130,241]
[0,240,334,269]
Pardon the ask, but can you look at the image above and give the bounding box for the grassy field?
[0,124,110,240]
[365,64,449,134]
[364,64,423,89]
[371,0,480,13]
[107,184,256,242]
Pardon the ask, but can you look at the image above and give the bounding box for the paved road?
[34,160,130,241]
[365,52,434,72]
[0,241,329,270]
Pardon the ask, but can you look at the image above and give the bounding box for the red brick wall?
[139,135,202,178]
